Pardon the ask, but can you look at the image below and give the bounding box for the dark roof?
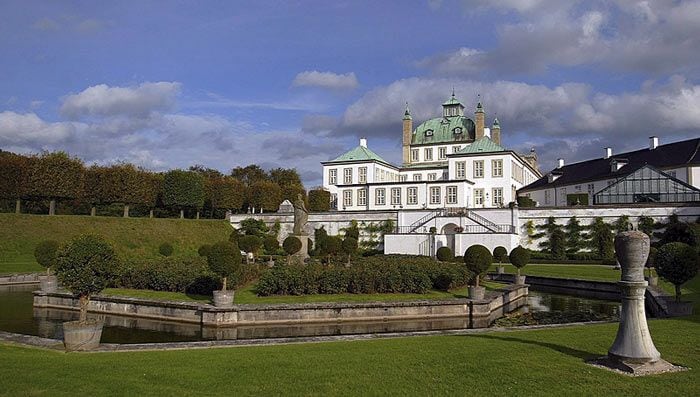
[520,137,700,192]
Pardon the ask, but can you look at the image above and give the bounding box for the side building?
[519,137,700,206]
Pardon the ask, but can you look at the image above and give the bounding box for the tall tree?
[533,216,565,259]
[564,216,586,255]
[27,151,84,215]
[248,180,283,212]
[231,165,268,187]
[270,168,306,202]
[162,170,205,219]
[587,217,614,260]
[0,151,29,213]
[205,176,245,217]
[613,215,632,234]
[308,188,331,212]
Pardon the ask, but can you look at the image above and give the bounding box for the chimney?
[604,147,612,159]
[557,158,564,168]
[649,136,659,150]
[359,138,367,148]
[402,103,413,164]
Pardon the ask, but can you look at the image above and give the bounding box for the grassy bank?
[0,213,231,274]
[1,316,698,396]
[489,263,622,282]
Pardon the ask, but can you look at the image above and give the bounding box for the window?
[438,147,447,160]
[430,187,441,204]
[446,186,457,204]
[343,168,352,184]
[425,129,434,136]
[375,188,385,205]
[492,188,503,207]
[411,149,419,162]
[329,169,337,184]
[400,174,407,182]
[492,159,503,177]
[428,173,437,181]
[452,145,461,153]
[343,190,353,207]
[474,160,484,178]
[456,161,466,179]
[359,167,367,183]
[358,189,366,206]
[669,170,677,178]
[330,193,337,209]
[575,185,581,191]
[391,188,401,205]
[424,148,433,161]
[544,190,551,204]
[474,189,484,206]
[587,183,595,196]
[413,174,422,181]
[454,127,462,134]
[407,187,418,205]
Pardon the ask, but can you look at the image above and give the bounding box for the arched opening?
[441,223,459,253]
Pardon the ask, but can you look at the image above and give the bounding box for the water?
[0,285,620,344]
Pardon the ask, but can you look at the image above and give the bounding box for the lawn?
[488,263,623,281]
[0,213,232,275]
[1,315,698,396]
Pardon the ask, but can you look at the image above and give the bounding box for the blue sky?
[1,0,699,187]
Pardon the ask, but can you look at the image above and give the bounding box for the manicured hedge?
[256,255,472,296]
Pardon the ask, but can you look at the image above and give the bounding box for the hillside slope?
[0,214,232,274]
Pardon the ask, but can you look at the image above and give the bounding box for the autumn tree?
[205,176,245,217]
[308,188,331,212]
[27,151,84,215]
[248,180,283,212]
[270,168,305,202]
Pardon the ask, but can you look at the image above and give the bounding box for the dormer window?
[454,127,462,134]
[425,129,433,136]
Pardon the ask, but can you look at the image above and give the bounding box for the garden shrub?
[255,255,471,296]
[464,245,492,287]
[283,236,302,255]
[436,246,453,262]
[159,242,174,257]
[207,241,243,291]
[655,242,700,302]
[493,246,508,264]
[116,256,209,292]
[185,273,222,295]
[263,236,280,255]
[509,246,530,276]
[198,244,212,257]
[34,240,59,274]
[238,235,263,255]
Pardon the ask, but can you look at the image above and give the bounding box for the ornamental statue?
[292,194,308,235]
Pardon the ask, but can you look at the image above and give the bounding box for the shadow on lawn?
[467,334,599,360]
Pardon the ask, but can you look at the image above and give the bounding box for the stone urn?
[514,275,527,285]
[213,290,234,308]
[63,320,103,351]
[468,286,485,300]
[39,275,58,293]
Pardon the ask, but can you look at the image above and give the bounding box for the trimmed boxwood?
[655,242,700,302]
[493,246,508,264]
[207,241,243,291]
[436,246,453,262]
[158,242,174,257]
[464,245,492,287]
[34,240,59,275]
[283,236,302,255]
[509,246,530,276]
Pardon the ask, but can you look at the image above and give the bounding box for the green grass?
[103,282,508,305]
[490,263,622,281]
[0,213,232,275]
[1,316,698,396]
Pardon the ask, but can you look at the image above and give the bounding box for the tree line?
[0,150,331,218]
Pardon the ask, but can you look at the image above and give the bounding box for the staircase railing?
[463,209,499,232]
[408,209,445,233]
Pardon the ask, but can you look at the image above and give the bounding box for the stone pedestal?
[39,275,58,293]
[589,231,684,375]
[468,286,485,300]
[212,290,234,308]
[514,275,526,285]
[292,234,309,262]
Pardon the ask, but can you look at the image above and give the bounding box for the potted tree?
[463,245,492,300]
[54,234,118,351]
[207,240,242,308]
[263,236,280,267]
[493,246,508,274]
[34,240,59,292]
[655,242,699,315]
[509,246,531,285]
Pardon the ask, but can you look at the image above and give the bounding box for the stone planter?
[496,266,505,274]
[213,290,234,308]
[667,301,693,316]
[39,275,58,293]
[514,275,527,285]
[468,286,485,300]
[63,320,103,351]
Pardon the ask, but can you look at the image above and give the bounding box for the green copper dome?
[411,116,475,145]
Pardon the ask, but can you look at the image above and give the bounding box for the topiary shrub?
[436,246,453,262]
[655,242,700,302]
[463,245,492,287]
[493,246,508,264]
[238,235,263,260]
[509,246,531,276]
[283,236,302,256]
[264,236,280,255]
[341,237,358,265]
[206,241,242,291]
[159,242,174,257]
[34,240,59,275]
[55,234,119,323]
[198,244,212,257]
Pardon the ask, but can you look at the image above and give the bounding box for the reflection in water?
[0,285,620,344]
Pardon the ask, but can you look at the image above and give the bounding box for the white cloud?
[60,82,181,119]
[0,111,82,147]
[292,71,359,90]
